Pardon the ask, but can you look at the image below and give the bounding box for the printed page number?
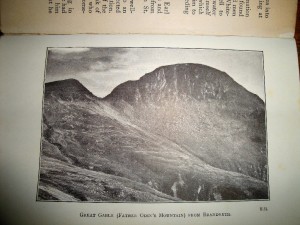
[260,207,268,212]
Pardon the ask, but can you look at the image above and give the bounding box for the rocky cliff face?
[105,63,263,107]
[104,64,267,181]
[38,64,268,202]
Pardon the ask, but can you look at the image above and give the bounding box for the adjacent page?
[0,0,298,37]
[0,35,300,225]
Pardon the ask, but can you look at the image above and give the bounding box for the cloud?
[46,48,129,78]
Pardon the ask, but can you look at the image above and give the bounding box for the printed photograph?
[37,47,268,202]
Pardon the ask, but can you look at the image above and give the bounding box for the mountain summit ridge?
[45,78,99,101]
[104,63,263,108]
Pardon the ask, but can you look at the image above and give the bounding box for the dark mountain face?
[38,64,268,202]
[104,63,263,108]
[44,79,98,101]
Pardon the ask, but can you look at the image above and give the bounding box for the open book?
[0,1,300,225]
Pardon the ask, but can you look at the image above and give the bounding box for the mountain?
[104,64,267,181]
[44,79,98,101]
[104,63,263,106]
[38,64,268,202]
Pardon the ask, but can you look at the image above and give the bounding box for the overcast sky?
[46,47,265,101]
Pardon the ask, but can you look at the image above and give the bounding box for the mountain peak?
[45,79,97,101]
[104,63,256,106]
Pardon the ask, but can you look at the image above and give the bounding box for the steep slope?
[104,64,267,182]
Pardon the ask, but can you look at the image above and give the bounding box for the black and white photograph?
[37,47,269,202]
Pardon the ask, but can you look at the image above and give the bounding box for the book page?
[0,0,298,37]
[0,35,300,225]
